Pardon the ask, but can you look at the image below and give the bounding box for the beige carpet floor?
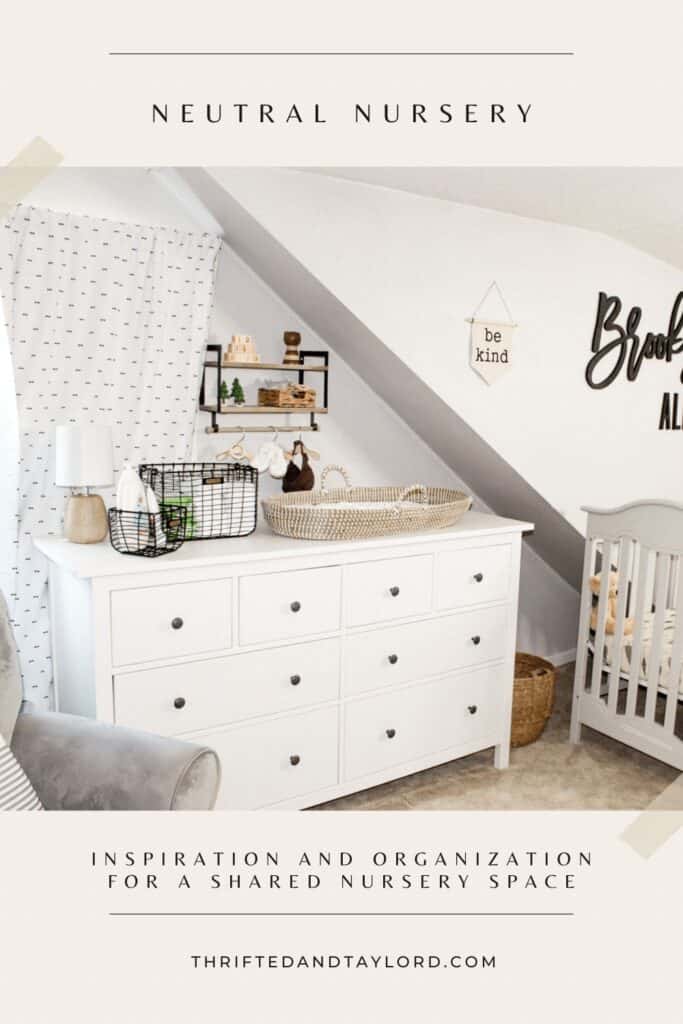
[315,664,680,811]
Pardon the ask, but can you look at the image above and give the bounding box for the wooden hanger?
[216,432,253,462]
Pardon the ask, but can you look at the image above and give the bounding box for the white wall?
[207,168,683,536]
[199,242,579,662]
[197,245,467,498]
[19,168,203,232]
[0,168,579,662]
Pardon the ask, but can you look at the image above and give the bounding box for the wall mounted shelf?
[200,406,329,416]
[204,360,329,373]
[199,344,329,434]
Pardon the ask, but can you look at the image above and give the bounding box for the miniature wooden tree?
[230,377,245,405]
[219,380,229,406]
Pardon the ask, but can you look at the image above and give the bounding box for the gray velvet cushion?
[11,708,221,811]
[0,591,22,742]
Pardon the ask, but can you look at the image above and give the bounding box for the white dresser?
[35,511,531,809]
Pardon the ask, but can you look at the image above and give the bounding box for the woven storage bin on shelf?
[262,465,472,541]
[257,384,316,409]
[511,652,556,747]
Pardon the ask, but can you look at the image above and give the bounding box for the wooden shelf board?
[200,405,329,415]
[204,361,329,372]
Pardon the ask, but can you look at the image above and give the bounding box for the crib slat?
[607,538,631,714]
[625,546,650,719]
[645,553,670,722]
[590,541,616,700]
[664,555,683,733]
[668,556,679,608]
[575,540,597,691]
[570,538,597,742]
[574,540,597,691]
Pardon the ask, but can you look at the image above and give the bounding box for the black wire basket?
[139,462,258,540]
[108,506,188,558]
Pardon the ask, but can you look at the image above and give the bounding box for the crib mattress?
[597,610,683,697]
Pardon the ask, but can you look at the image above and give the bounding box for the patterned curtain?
[0,205,221,707]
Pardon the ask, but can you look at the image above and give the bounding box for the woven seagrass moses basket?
[262,465,472,541]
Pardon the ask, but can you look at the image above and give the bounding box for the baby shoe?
[250,442,277,473]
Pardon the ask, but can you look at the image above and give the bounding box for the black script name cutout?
[585,291,683,390]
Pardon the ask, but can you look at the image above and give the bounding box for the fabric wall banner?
[467,281,517,385]
[469,318,515,384]
[0,205,221,707]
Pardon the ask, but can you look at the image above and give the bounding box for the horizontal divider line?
[110,911,574,917]
[108,51,575,58]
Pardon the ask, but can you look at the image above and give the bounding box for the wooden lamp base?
[64,494,108,544]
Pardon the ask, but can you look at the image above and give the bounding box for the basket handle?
[394,484,428,513]
[320,465,352,493]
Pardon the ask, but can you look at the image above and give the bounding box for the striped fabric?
[0,733,42,810]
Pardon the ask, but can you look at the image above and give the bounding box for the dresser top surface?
[34,511,533,579]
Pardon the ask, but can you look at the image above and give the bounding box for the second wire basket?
[108,506,188,557]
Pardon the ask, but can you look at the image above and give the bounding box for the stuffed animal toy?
[590,571,634,635]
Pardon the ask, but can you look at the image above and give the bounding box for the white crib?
[570,501,683,771]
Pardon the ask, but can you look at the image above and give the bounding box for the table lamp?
[55,425,113,543]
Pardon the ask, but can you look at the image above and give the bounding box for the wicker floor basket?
[262,465,472,541]
[511,652,557,747]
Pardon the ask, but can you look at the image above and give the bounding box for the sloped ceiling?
[181,167,584,588]
[302,168,683,270]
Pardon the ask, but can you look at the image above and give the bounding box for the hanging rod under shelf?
[205,423,320,434]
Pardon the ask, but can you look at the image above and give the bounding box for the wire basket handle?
[320,465,352,493]
[394,484,428,511]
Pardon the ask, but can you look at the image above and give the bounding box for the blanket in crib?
[599,610,683,697]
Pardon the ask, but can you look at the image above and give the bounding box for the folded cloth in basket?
[189,476,256,537]
[599,610,683,697]
[159,494,196,539]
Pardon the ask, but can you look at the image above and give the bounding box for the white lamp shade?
[55,425,114,488]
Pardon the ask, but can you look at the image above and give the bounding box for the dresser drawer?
[434,544,511,610]
[209,706,339,809]
[345,554,432,627]
[239,566,341,646]
[343,606,508,696]
[114,637,341,735]
[110,580,232,667]
[343,667,503,781]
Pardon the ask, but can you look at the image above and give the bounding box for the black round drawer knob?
[472,635,481,645]
[289,754,301,766]
[388,653,399,665]
[290,674,301,686]
[171,617,184,630]
[474,572,484,583]
[290,601,301,613]
[468,705,478,715]
[173,697,186,710]
[389,586,400,597]
[386,728,396,739]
